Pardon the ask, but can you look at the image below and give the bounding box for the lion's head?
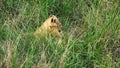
[49,15,63,39]
[34,15,63,39]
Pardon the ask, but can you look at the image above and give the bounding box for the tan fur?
[34,15,62,39]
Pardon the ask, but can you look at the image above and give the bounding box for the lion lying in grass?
[34,15,63,40]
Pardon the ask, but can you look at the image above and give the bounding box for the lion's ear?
[51,18,54,22]
[51,18,56,23]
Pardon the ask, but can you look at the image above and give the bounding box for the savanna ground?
[0,0,120,68]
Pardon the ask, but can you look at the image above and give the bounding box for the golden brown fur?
[34,15,62,39]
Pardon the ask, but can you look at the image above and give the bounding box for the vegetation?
[0,0,120,68]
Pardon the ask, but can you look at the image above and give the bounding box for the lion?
[34,15,63,40]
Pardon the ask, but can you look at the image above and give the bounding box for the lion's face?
[49,15,63,39]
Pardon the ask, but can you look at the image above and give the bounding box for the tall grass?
[0,0,120,68]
